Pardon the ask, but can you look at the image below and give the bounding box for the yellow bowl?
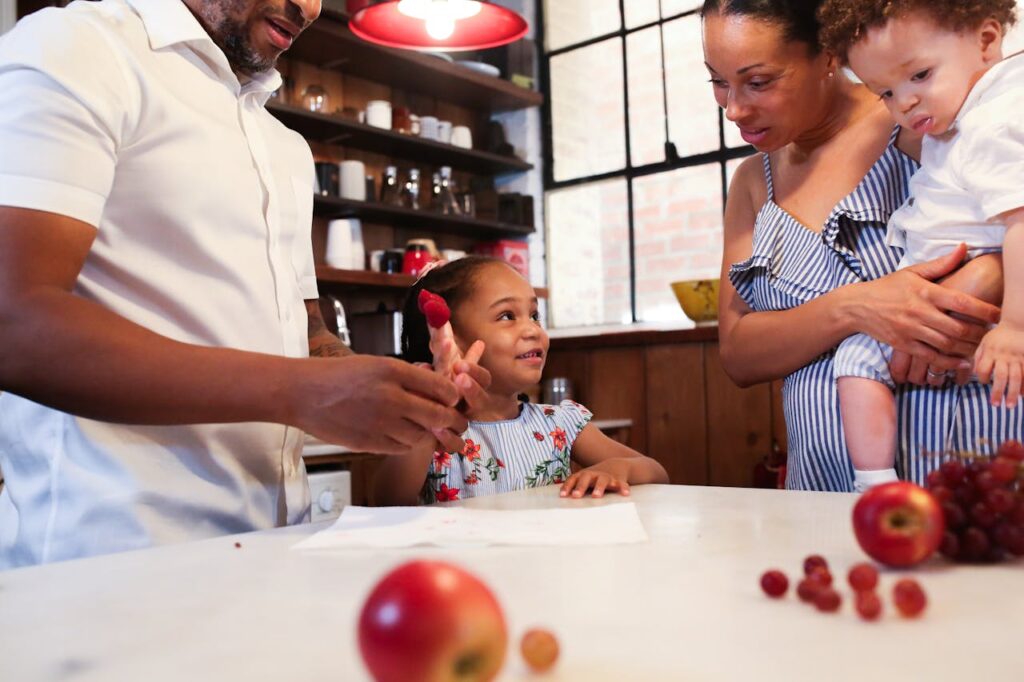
[670,279,720,325]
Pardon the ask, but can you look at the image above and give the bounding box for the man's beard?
[218,18,276,75]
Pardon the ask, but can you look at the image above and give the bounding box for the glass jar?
[400,168,421,210]
[301,84,329,113]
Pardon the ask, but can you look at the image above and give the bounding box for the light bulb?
[425,13,456,40]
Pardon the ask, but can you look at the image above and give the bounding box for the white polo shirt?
[888,53,1024,267]
[0,0,318,567]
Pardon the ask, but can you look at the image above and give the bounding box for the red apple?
[852,482,946,567]
[358,560,508,682]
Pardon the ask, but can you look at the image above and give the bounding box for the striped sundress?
[421,400,593,503]
[729,129,1024,491]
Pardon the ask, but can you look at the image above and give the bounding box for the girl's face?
[702,12,835,151]
[847,12,1002,137]
[452,263,548,398]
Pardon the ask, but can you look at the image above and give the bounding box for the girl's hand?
[975,322,1024,407]
[858,245,999,371]
[559,459,632,499]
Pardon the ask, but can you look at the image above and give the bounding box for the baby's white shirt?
[888,53,1024,268]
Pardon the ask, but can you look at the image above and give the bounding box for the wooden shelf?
[268,103,532,175]
[289,17,544,112]
[313,195,534,238]
[316,266,548,299]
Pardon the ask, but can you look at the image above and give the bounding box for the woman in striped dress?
[702,0,1017,491]
[373,256,669,505]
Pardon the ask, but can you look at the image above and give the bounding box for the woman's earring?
[827,70,835,78]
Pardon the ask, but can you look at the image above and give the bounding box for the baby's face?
[847,11,1001,137]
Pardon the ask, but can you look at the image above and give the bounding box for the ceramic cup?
[419,115,439,141]
[365,100,392,129]
[437,120,453,144]
[339,160,367,201]
[451,125,473,149]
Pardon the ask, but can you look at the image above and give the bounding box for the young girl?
[372,256,668,505]
[817,0,1024,490]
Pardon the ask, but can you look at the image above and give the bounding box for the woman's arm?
[718,159,1000,387]
[558,425,669,498]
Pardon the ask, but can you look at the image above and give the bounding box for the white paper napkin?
[293,502,648,550]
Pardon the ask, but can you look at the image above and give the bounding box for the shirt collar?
[125,0,282,100]
[954,51,1024,125]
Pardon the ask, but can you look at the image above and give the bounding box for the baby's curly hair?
[818,0,1017,60]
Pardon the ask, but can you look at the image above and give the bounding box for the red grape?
[796,578,822,603]
[847,563,879,592]
[760,570,789,598]
[939,531,960,559]
[990,456,1018,484]
[940,459,967,485]
[855,590,882,621]
[997,439,1024,462]
[975,471,998,493]
[892,579,927,618]
[970,501,998,528]
[808,566,833,587]
[941,501,968,530]
[986,487,1016,515]
[929,485,954,505]
[803,554,828,576]
[926,469,946,489]
[813,588,841,613]
[962,526,990,561]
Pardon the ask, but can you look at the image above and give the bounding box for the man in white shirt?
[0,0,486,568]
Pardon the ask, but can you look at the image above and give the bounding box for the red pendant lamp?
[346,0,528,52]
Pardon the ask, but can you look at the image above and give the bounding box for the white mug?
[437,120,453,144]
[451,125,473,149]
[339,160,366,201]
[419,115,439,141]
[365,100,391,129]
[369,249,385,272]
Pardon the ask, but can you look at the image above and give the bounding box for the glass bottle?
[432,166,461,216]
[400,168,421,210]
[380,166,401,206]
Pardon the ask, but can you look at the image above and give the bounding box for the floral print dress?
[421,400,593,503]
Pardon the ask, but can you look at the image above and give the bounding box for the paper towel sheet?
[293,502,648,550]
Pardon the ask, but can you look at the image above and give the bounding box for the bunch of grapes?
[925,440,1024,563]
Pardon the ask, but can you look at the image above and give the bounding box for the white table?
[1,485,1020,681]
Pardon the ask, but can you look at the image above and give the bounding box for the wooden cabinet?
[545,327,784,488]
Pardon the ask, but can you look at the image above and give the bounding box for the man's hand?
[290,355,469,455]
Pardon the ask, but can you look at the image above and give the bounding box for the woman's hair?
[399,256,506,364]
[701,0,827,52]
[818,0,1018,60]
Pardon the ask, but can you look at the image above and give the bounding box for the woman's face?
[451,263,549,398]
[702,12,833,151]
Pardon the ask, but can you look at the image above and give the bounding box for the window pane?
[663,15,720,156]
[725,153,755,193]
[543,0,620,52]
[626,27,666,166]
[624,0,660,28]
[661,0,701,16]
[550,39,627,181]
[634,164,724,324]
[547,180,632,328]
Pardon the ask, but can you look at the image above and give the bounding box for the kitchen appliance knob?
[318,490,336,513]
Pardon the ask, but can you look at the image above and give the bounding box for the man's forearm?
[306,299,352,357]
[0,288,303,426]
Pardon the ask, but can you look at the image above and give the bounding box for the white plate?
[455,60,500,77]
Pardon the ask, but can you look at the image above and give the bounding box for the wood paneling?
[704,345,773,487]
[585,348,647,453]
[645,345,708,485]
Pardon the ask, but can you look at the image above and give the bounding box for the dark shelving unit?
[289,17,544,112]
[268,103,532,175]
[313,195,534,238]
[316,265,548,298]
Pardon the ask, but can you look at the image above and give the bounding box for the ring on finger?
[926,367,946,379]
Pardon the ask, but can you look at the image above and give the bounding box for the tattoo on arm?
[305,299,353,358]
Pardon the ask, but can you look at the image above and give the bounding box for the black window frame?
[538,0,754,324]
